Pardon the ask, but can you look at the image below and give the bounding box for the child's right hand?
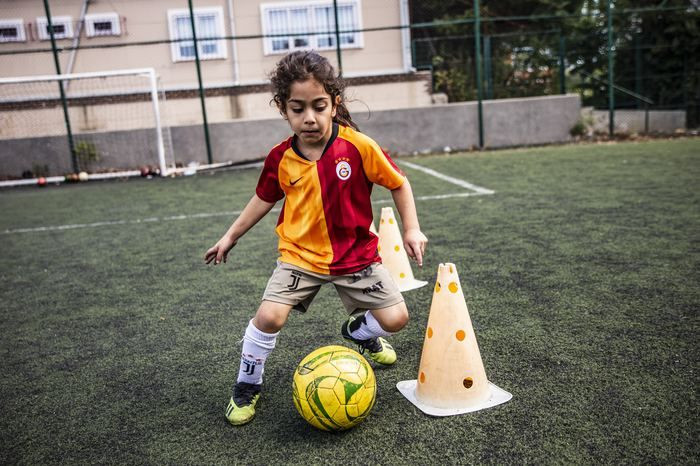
[204,236,237,265]
[403,228,428,267]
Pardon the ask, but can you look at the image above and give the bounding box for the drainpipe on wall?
[226,0,240,85]
[66,0,90,78]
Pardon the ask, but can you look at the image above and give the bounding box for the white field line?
[3,163,494,235]
[1,211,244,235]
[373,191,489,204]
[399,160,495,195]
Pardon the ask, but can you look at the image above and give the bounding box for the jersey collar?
[291,122,339,161]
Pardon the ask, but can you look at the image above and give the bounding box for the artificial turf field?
[1,138,698,464]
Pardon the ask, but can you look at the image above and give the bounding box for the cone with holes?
[377,207,427,292]
[397,263,512,416]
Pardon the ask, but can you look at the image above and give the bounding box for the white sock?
[348,311,393,341]
[237,320,278,385]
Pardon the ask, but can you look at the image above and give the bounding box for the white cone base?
[397,279,428,292]
[396,380,512,417]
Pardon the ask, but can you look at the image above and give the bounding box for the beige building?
[0,0,431,123]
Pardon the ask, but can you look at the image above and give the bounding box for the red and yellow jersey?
[256,123,405,275]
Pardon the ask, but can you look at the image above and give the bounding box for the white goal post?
[0,68,174,187]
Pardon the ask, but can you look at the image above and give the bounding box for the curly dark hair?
[269,50,359,131]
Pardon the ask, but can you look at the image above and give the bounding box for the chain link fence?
[410,1,698,135]
[1,0,697,181]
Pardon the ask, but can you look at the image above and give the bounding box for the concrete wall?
[0,129,164,176]
[584,107,687,134]
[170,118,291,166]
[0,119,292,177]
[0,94,582,177]
[355,94,581,153]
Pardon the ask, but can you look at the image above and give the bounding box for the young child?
[205,50,428,426]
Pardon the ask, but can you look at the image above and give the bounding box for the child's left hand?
[403,228,428,267]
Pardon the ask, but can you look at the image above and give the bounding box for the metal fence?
[0,0,697,179]
[409,1,699,135]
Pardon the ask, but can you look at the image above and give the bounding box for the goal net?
[0,68,174,183]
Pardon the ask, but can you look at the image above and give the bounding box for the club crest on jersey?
[335,158,351,181]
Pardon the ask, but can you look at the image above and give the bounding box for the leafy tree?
[409,0,699,126]
[605,1,699,125]
[410,0,585,101]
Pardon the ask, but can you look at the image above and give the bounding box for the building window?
[261,1,362,55]
[0,19,26,43]
[167,7,227,62]
[85,13,121,37]
[36,16,74,41]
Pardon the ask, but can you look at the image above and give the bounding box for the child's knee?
[374,304,409,333]
[253,302,291,333]
[391,306,409,332]
[253,312,285,333]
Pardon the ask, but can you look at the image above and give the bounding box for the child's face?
[284,78,337,149]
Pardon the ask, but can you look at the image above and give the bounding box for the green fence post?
[682,61,688,128]
[43,0,78,173]
[644,102,650,134]
[483,35,493,100]
[558,31,566,94]
[188,0,213,165]
[474,0,484,149]
[411,39,416,69]
[607,0,615,138]
[333,0,343,76]
[635,32,643,109]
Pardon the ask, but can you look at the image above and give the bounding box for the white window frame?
[0,19,26,43]
[36,16,74,41]
[260,0,363,56]
[167,7,227,63]
[85,13,121,37]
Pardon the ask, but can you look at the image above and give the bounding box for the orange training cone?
[397,263,512,416]
[377,207,427,292]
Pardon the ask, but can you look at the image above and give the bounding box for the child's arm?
[204,194,276,265]
[391,178,428,267]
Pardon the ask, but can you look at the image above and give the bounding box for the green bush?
[75,140,99,171]
[570,120,586,137]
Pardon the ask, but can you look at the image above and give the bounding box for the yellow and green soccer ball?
[292,345,376,431]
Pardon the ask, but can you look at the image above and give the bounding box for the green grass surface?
[1,138,698,464]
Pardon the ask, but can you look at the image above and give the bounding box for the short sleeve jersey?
[256,123,405,275]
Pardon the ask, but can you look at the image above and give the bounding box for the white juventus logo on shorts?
[336,161,351,180]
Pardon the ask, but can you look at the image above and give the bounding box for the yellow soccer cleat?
[225,382,261,426]
[341,317,397,366]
